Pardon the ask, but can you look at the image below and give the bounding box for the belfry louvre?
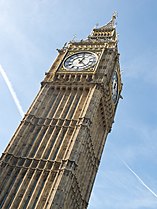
[0,15,122,209]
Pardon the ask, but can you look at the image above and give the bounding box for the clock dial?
[64,52,97,71]
[112,71,119,104]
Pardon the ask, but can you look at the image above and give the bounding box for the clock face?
[64,52,97,71]
[112,71,119,104]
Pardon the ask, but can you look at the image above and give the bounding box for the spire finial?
[112,11,118,26]
[95,23,99,29]
[72,34,77,42]
[112,11,118,19]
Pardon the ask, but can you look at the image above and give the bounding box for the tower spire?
[96,12,117,31]
[88,14,118,43]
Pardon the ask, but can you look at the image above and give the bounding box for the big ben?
[0,14,122,209]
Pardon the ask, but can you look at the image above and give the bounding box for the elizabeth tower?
[0,15,122,209]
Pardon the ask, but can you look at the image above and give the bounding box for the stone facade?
[0,15,122,209]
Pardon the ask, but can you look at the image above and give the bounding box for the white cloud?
[0,65,24,117]
[89,167,157,209]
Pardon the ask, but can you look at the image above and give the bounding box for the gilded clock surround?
[58,50,101,73]
[63,51,98,71]
[0,15,122,209]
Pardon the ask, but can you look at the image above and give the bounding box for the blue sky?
[0,1,157,209]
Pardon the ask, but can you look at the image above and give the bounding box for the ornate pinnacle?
[112,11,118,26]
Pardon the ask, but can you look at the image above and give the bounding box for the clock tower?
[0,15,122,209]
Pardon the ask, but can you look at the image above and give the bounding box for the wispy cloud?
[122,49,157,85]
[89,165,157,209]
[0,65,24,117]
[122,160,157,199]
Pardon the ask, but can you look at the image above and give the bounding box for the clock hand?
[78,56,86,63]
[78,60,86,67]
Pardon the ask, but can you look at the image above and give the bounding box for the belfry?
[0,15,122,209]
